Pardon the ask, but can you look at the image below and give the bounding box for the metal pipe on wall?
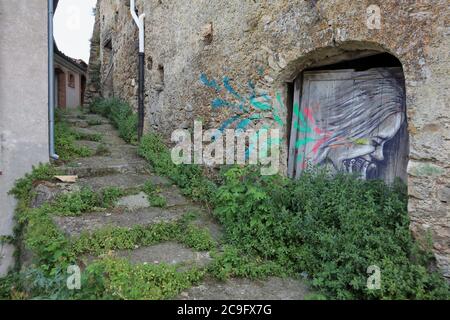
[138,52,145,140]
[130,0,146,141]
[48,0,59,160]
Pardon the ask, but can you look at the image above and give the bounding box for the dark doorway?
[55,67,66,109]
[80,75,86,107]
[102,37,114,98]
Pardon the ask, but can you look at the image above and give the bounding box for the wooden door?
[55,68,66,109]
[288,67,408,183]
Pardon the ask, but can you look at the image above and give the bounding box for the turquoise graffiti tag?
[200,72,330,164]
[199,73,285,159]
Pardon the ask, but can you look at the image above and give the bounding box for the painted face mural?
[291,68,407,181]
[324,112,404,179]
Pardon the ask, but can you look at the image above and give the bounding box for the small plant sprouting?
[142,181,167,208]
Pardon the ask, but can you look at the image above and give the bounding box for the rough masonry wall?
[85,1,102,105]
[86,0,450,278]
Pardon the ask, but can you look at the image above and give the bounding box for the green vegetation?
[138,134,217,203]
[94,143,110,156]
[71,220,215,256]
[211,166,449,299]
[53,109,103,161]
[9,164,60,201]
[100,187,124,208]
[142,181,167,208]
[73,131,103,142]
[89,61,101,92]
[1,163,214,300]
[80,258,205,300]
[54,122,92,161]
[149,195,167,208]
[87,119,103,126]
[137,133,450,300]
[2,99,449,300]
[0,273,27,300]
[90,98,138,144]
[208,246,287,281]
[49,186,124,216]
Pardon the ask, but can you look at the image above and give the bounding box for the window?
[68,73,75,88]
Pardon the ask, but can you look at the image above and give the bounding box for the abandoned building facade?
[62,0,450,280]
[54,44,88,109]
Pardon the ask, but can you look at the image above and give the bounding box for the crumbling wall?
[84,0,102,106]
[88,0,450,278]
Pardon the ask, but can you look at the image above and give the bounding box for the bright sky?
[54,0,97,63]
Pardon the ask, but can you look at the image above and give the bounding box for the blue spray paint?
[200,72,287,161]
[200,73,221,92]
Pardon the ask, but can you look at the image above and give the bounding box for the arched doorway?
[287,52,408,184]
[54,67,66,109]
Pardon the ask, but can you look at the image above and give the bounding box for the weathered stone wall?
[84,0,102,106]
[86,0,450,278]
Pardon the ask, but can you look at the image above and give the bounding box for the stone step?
[116,187,190,211]
[83,114,109,124]
[116,192,151,211]
[77,173,170,191]
[30,173,174,207]
[189,210,224,242]
[178,277,310,300]
[31,181,80,208]
[72,125,127,146]
[80,242,212,277]
[65,119,90,128]
[56,111,224,281]
[109,242,212,268]
[52,205,195,238]
[62,110,104,120]
[64,118,109,129]
[71,124,115,136]
[75,140,102,152]
[59,156,150,178]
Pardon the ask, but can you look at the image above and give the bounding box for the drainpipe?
[48,0,59,160]
[130,0,145,141]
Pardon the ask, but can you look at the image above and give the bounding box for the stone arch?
[277,41,400,83]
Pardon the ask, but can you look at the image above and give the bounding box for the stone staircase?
[29,108,309,300]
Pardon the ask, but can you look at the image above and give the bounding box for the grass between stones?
[1,164,216,300]
[87,119,103,126]
[54,109,104,161]
[71,218,215,257]
[142,181,168,208]
[136,128,450,300]
[54,122,92,161]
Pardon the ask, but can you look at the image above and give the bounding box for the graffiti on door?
[199,67,408,182]
[290,68,408,182]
